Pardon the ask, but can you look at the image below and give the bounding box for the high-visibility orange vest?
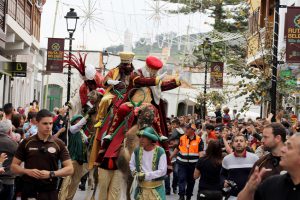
[177,134,201,164]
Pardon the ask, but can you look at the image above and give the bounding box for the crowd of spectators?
[165,108,300,200]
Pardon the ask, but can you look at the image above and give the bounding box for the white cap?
[85,64,97,80]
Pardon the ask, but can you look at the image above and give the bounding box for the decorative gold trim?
[138,180,163,189]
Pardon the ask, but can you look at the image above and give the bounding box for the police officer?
[11,109,73,200]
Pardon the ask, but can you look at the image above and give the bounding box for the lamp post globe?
[65,8,79,34]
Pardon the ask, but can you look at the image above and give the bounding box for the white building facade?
[0,0,45,108]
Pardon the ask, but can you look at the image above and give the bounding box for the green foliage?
[196,90,227,108]
[163,0,249,32]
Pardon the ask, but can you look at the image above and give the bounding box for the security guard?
[171,123,204,200]
[11,109,73,200]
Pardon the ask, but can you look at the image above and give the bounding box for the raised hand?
[246,166,271,192]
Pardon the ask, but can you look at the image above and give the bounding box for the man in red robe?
[97,56,181,167]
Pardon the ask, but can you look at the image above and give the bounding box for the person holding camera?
[52,107,68,145]
[221,134,258,199]
[11,109,73,200]
[248,123,285,180]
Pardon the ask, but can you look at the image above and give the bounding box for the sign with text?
[0,62,27,77]
[210,62,223,88]
[47,38,65,73]
[286,7,300,63]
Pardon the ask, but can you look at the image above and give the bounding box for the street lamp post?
[202,38,212,120]
[270,0,280,122]
[65,8,79,103]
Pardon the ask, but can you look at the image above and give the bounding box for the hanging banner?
[210,62,223,88]
[46,38,65,73]
[286,7,300,63]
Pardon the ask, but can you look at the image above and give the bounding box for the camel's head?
[136,105,155,129]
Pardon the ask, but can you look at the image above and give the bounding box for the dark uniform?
[14,134,70,200]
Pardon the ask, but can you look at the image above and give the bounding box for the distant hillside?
[105,32,204,61]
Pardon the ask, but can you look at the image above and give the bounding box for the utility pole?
[270,0,279,122]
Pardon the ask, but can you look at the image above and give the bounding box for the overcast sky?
[40,0,213,51]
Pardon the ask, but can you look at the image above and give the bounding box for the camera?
[222,180,238,198]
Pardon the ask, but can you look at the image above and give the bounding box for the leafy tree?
[160,0,294,112]
[165,0,248,32]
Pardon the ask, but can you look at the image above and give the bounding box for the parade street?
[73,177,199,200]
[1,0,300,200]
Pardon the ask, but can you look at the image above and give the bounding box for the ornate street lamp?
[65,8,79,103]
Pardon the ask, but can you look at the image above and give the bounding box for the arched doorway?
[46,84,63,111]
[177,102,186,116]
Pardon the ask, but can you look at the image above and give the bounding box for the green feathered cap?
[137,127,159,141]
[70,114,83,124]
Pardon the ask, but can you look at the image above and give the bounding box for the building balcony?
[247,23,273,66]
[1,0,42,55]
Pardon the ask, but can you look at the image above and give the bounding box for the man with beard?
[94,51,135,128]
[221,134,258,198]
[248,123,285,180]
[237,133,300,200]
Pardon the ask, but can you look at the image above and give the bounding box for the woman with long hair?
[194,140,223,200]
